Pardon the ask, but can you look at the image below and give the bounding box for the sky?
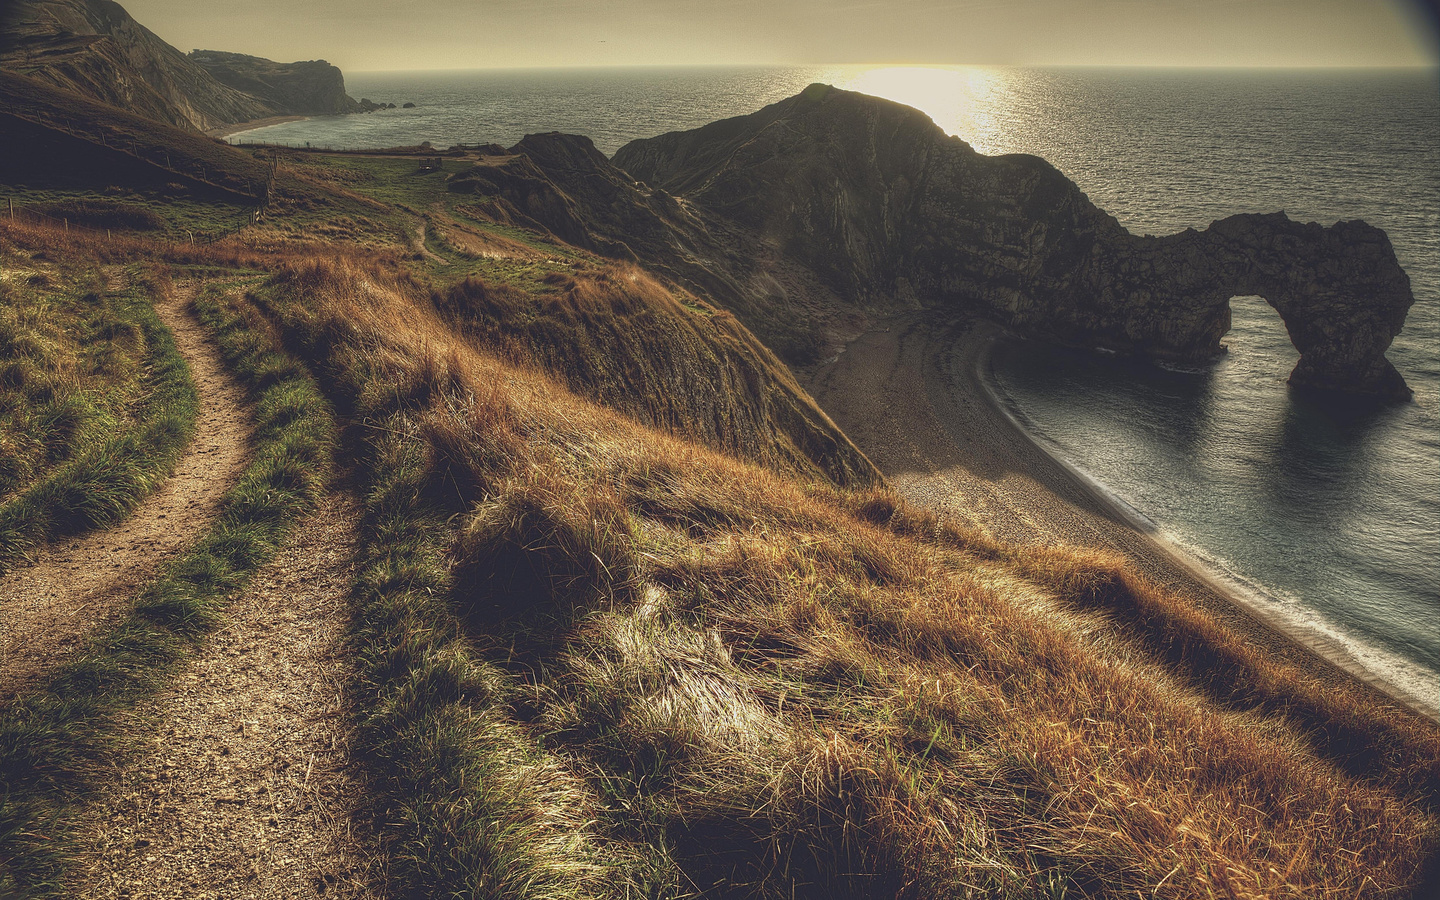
[122,0,1439,71]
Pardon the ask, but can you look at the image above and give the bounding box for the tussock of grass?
[0,261,198,570]
[1012,545,1440,799]
[31,200,165,232]
[254,256,1440,899]
[453,473,638,627]
[345,424,624,898]
[0,284,335,897]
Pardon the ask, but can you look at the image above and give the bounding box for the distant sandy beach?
[204,115,309,140]
[803,311,1438,723]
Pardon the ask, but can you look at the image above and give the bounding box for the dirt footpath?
[77,493,386,899]
[0,282,252,697]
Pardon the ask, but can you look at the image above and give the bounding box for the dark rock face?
[187,50,360,116]
[1,0,368,130]
[448,133,703,262]
[0,0,273,130]
[615,84,1415,398]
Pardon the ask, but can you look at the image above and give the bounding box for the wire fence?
[0,103,273,204]
[3,196,266,246]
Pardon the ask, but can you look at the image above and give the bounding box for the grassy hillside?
[247,254,1437,899]
[0,71,269,199]
[0,131,1435,897]
[430,264,876,486]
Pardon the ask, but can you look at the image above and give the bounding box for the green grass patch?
[0,268,198,570]
[0,284,335,897]
[347,421,624,899]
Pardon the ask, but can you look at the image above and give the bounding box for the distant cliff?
[187,50,362,116]
[614,84,1415,399]
[0,0,368,131]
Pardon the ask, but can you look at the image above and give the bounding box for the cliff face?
[187,50,359,116]
[615,84,1415,398]
[0,0,273,131]
[0,0,367,130]
[447,134,853,363]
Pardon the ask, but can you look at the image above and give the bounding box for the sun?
[838,65,1009,152]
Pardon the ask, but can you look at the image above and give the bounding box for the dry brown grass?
[431,261,879,487]
[253,255,1440,899]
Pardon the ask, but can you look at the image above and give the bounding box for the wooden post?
[64,218,68,232]
[8,198,12,220]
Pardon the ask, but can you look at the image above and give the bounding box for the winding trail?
[77,493,385,899]
[0,281,252,697]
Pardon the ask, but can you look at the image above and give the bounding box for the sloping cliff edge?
[614,84,1415,399]
[0,0,368,131]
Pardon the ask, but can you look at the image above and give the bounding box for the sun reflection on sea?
[822,65,1013,154]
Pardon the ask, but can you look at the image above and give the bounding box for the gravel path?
[77,493,386,899]
[0,281,252,698]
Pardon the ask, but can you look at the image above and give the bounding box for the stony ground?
[76,493,387,899]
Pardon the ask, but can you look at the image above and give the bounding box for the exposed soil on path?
[803,311,1438,721]
[77,492,387,899]
[0,281,252,698]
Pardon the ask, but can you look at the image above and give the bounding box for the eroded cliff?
[187,50,360,116]
[615,84,1415,398]
[1,0,368,130]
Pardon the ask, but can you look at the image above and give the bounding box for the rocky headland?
[613,84,1414,398]
[0,0,376,132]
[189,50,390,116]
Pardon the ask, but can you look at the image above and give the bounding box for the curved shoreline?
[803,311,1438,723]
[969,323,1438,722]
[204,115,309,140]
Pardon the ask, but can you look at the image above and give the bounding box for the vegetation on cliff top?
[0,130,1435,897]
[249,252,1438,898]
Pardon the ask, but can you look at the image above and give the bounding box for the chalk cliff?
[614,84,1415,398]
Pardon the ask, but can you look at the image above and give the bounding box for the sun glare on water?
[834,65,1012,153]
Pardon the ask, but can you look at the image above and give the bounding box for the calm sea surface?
[237,66,1439,710]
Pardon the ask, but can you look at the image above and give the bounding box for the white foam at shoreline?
[976,332,1440,722]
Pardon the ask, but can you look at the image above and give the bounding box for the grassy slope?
[0,234,197,569]
[0,146,1435,897]
[0,71,269,198]
[271,152,878,486]
[249,255,1439,899]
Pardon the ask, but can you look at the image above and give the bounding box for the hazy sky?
[123,0,1438,71]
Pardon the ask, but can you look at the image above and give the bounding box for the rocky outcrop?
[187,50,360,116]
[615,84,1415,399]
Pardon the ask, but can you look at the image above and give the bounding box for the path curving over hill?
[0,281,252,697]
[76,493,385,899]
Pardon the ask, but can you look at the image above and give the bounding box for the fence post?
[64,218,69,232]
[7,198,12,220]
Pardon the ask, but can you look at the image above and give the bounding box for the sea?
[232,66,1440,713]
